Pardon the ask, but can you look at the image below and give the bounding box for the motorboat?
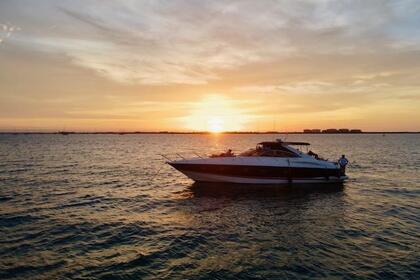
[167,139,348,184]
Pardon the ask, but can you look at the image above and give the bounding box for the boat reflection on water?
[182,181,348,250]
[188,181,345,199]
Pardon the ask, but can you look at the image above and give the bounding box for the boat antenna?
[273,118,283,141]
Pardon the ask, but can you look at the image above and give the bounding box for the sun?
[183,95,247,132]
[207,116,224,133]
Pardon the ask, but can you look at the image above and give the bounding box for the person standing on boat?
[338,155,349,175]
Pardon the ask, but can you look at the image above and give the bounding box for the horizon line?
[1,131,419,135]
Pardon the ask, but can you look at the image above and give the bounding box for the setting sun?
[183,95,248,132]
[207,116,224,133]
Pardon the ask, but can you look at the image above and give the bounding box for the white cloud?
[353,72,394,80]
[2,0,420,85]
[236,79,391,95]
[0,23,20,44]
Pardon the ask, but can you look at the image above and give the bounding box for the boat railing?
[159,152,207,161]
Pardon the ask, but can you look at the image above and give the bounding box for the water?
[0,134,419,279]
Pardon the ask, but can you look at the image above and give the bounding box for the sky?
[0,0,419,132]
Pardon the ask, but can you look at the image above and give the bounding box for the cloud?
[0,23,20,44]
[353,72,394,81]
[235,78,393,95]
[4,0,420,85]
[236,81,334,94]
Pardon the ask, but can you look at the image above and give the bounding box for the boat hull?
[180,170,347,184]
[169,162,347,184]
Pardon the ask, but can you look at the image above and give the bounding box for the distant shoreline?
[0,131,419,135]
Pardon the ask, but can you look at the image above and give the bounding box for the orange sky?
[0,1,419,132]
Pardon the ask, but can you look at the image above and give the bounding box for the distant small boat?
[58,131,71,135]
[167,139,348,184]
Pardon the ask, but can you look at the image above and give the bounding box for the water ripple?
[0,134,419,279]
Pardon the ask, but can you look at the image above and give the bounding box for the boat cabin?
[240,140,309,158]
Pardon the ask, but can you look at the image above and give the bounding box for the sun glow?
[183,95,247,132]
[207,116,224,133]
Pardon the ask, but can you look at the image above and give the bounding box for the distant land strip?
[0,131,419,135]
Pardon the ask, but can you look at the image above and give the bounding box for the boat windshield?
[239,147,298,157]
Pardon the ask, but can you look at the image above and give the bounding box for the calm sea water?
[0,134,419,279]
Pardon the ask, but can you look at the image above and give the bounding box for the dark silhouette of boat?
[168,139,348,184]
[58,131,73,135]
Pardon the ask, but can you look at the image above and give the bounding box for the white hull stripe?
[182,171,347,184]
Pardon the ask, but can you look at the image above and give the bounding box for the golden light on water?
[184,95,246,132]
